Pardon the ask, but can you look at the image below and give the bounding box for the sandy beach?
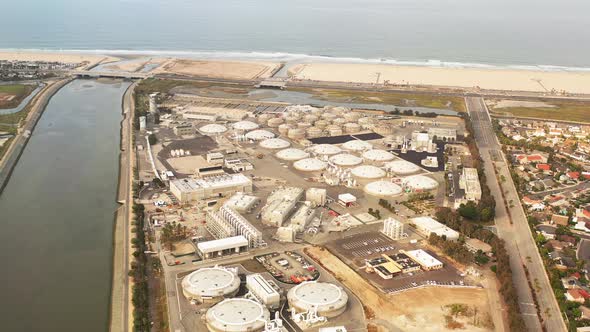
[154,58,281,80]
[0,51,119,68]
[290,63,590,94]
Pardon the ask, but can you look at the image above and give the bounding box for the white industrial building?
[224,192,259,213]
[290,203,317,232]
[246,274,281,309]
[459,167,482,202]
[306,188,327,207]
[206,298,270,332]
[197,236,249,259]
[181,266,240,303]
[170,174,253,203]
[411,216,459,241]
[428,127,457,141]
[287,281,348,318]
[403,249,443,271]
[261,187,304,227]
[411,131,436,153]
[382,217,404,240]
[206,206,265,248]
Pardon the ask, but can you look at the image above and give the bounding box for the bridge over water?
[71,70,151,79]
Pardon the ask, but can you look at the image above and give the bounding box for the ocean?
[1,0,590,69]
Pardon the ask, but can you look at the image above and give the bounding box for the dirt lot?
[305,246,494,332]
[156,59,281,80]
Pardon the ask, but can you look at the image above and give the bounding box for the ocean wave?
[2,48,590,72]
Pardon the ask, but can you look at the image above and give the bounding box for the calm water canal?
[0,79,130,331]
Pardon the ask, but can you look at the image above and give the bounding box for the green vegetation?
[130,203,150,331]
[291,87,467,113]
[0,84,34,109]
[148,133,158,145]
[159,221,188,251]
[489,99,590,123]
[428,233,474,264]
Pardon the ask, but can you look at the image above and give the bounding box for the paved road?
[466,97,566,332]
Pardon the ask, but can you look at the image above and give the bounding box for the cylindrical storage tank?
[306,127,323,138]
[343,122,361,134]
[362,149,395,162]
[311,108,322,117]
[364,180,403,197]
[374,124,394,135]
[329,153,363,167]
[293,158,328,172]
[351,165,386,179]
[358,117,375,126]
[245,129,275,141]
[287,281,348,318]
[342,140,373,152]
[314,120,329,129]
[330,106,349,115]
[321,113,337,121]
[288,128,306,140]
[402,175,439,191]
[276,148,310,161]
[257,113,272,125]
[329,128,343,136]
[267,117,285,128]
[232,120,259,132]
[199,124,228,135]
[308,144,342,156]
[284,115,300,124]
[333,118,347,126]
[384,160,421,175]
[344,112,361,122]
[304,114,319,123]
[297,122,312,129]
[325,124,341,132]
[260,138,291,149]
[206,298,270,332]
[278,123,294,136]
[181,267,240,303]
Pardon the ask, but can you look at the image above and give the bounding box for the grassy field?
[488,99,590,123]
[0,104,31,125]
[0,84,35,109]
[291,87,467,113]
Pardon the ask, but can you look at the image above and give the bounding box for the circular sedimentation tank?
[304,114,319,123]
[287,281,348,318]
[306,127,323,138]
[374,124,394,135]
[343,122,361,134]
[364,180,403,197]
[276,148,310,161]
[199,124,228,135]
[278,123,294,136]
[342,140,373,152]
[362,149,395,162]
[333,118,347,126]
[321,113,337,121]
[293,158,328,172]
[245,129,275,141]
[314,120,329,129]
[329,153,363,167]
[297,122,312,129]
[402,175,439,191]
[308,144,342,156]
[232,121,259,131]
[343,112,361,122]
[384,160,421,175]
[329,128,343,136]
[351,165,386,179]
[287,128,306,140]
[267,117,285,127]
[206,298,270,332]
[181,267,240,303]
[260,138,291,149]
[256,113,272,124]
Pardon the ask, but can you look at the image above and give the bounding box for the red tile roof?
[567,172,581,179]
[528,155,543,161]
[537,164,551,171]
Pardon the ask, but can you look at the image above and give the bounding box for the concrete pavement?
[466,97,566,332]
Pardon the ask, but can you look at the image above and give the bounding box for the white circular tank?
[342,140,373,152]
[314,120,329,129]
[293,158,328,172]
[267,117,284,127]
[351,165,386,179]
[384,160,421,175]
[260,138,291,149]
[278,123,294,136]
[364,180,403,197]
[206,298,270,332]
[245,129,275,141]
[287,281,348,318]
[181,267,240,303]
[199,124,228,135]
[306,127,323,138]
[276,148,310,161]
[287,128,306,140]
[402,175,439,191]
[232,121,259,131]
[329,153,363,167]
[343,122,361,133]
[308,144,342,156]
[362,149,395,162]
[257,113,272,124]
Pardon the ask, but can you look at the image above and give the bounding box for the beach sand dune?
[292,63,590,94]
[0,51,119,69]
